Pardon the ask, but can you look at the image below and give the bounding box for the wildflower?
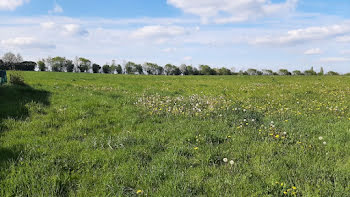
[275,135,280,138]
[223,158,228,163]
[252,119,255,122]
[194,147,199,150]
[229,160,234,165]
[285,120,288,122]
[136,190,143,195]
[281,183,284,186]
[323,141,327,145]
[271,121,274,124]
[292,186,297,190]
[243,119,247,122]
[284,191,288,195]
[319,136,323,140]
[227,136,231,138]
[283,132,287,135]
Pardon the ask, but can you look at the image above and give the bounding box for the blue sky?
[0,0,350,73]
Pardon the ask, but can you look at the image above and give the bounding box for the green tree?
[78,58,91,73]
[66,60,74,72]
[38,60,46,71]
[93,64,101,73]
[278,69,292,76]
[125,62,136,74]
[102,64,111,73]
[292,70,303,75]
[318,67,324,75]
[51,56,66,72]
[199,65,215,75]
[326,71,339,76]
[116,64,122,74]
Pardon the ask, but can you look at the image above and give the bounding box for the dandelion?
[284,191,288,195]
[319,136,323,140]
[292,186,297,190]
[275,135,280,138]
[323,141,327,145]
[223,158,228,163]
[229,160,234,165]
[194,147,199,150]
[227,136,231,138]
[136,190,143,195]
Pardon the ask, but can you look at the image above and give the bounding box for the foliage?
[278,69,292,76]
[116,64,123,74]
[102,64,111,74]
[326,71,339,76]
[78,57,91,73]
[66,60,75,72]
[9,73,25,86]
[38,60,46,71]
[199,65,216,75]
[92,64,101,73]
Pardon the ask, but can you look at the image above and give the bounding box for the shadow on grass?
[0,84,50,169]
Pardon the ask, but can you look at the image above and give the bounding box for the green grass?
[1,71,350,196]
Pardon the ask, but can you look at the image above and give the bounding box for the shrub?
[9,73,25,86]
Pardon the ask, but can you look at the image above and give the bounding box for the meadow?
[0,71,349,196]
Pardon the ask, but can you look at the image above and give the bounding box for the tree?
[93,64,101,73]
[247,68,259,75]
[135,64,144,75]
[326,71,339,76]
[164,64,174,75]
[292,70,303,75]
[0,60,4,70]
[116,64,122,74]
[2,52,17,64]
[38,60,46,71]
[304,67,317,75]
[318,67,324,76]
[102,64,111,73]
[199,65,215,75]
[278,69,292,76]
[180,64,188,75]
[217,67,231,75]
[78,57,91,72]
[66,60,74,72]
[2,52,22,70]
[15,61,36,71]
[110,60,117,74]
[262,69,273,75]
[144,63,161,75]
[125,62,136,74]
[51,56,66,72]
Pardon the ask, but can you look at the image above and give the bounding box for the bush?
[10,73,25,86]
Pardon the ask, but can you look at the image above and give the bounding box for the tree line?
[0,52,348,76]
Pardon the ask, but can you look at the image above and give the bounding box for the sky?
[0,0,350,73]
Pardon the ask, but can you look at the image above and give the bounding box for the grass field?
[0,71,350,196]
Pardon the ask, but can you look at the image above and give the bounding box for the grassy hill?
[1,71,350,196]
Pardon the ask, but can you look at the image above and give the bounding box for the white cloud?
[131,25,187,39]
[304,48,322,55]
[183,56,192,61]
[48,3,63,14]
[336,36,350,42]
[0,0,29,11]
[40,21,55,30]
[320,57,350,63]
[340,50,350,55]
[254,23,350,46]
[167,0,298,24]
[62,24,88,36]
[162,48,177,53]
[1,37,55,49]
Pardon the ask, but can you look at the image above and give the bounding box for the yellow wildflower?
[136,190,143,195]
[194,147,199,150]
[292,186,297,190]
